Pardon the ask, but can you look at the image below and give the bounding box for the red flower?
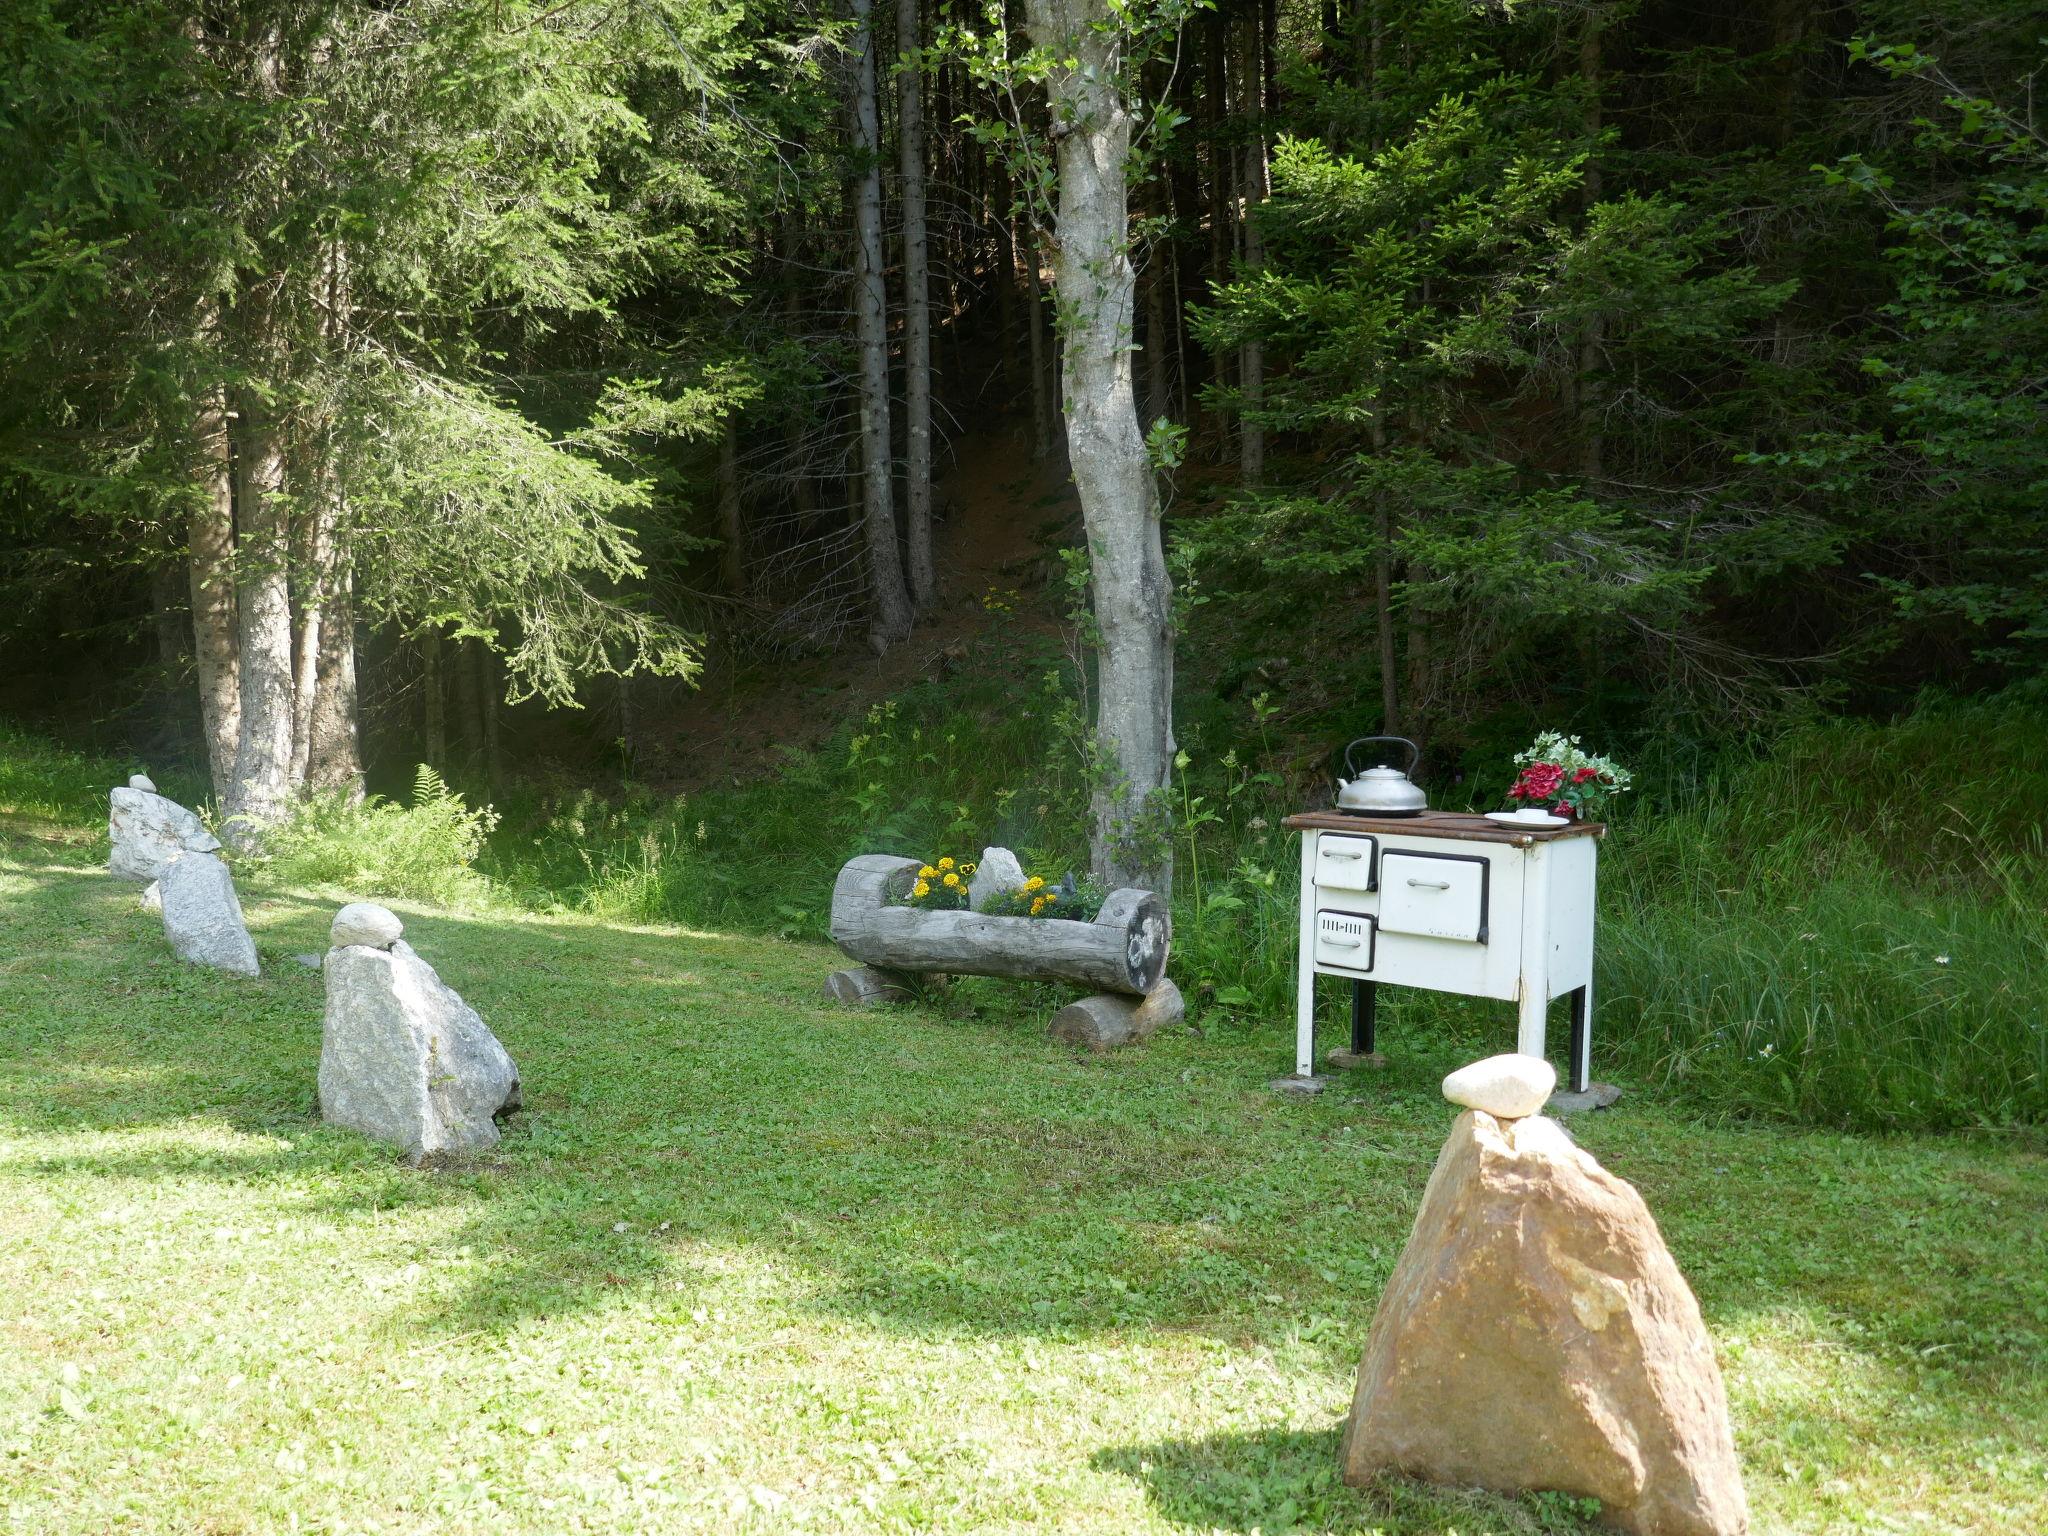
[1573,766,1598,783]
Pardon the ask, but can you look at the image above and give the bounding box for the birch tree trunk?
[851,0,914,652]
[897,0,936,610]
[188,390,241,799]
[1022,0,1177,896]
[223,393,296,848]
[1024,222,1054,460]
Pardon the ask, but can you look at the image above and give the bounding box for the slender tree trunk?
[1238,4,1268,485]
[1024,222,1055,460]
[718,416,746,594]
[1371,425,1399,732]
[897,0,935,609]
[476,644,501,790]
[852,0,913,651]
[288,458,336,788]
[1202,8,1233,457]
[1577,10,1605,482]
[994,166,1023,399]
[189,391,240,800]
[422,627,446,767]
[306,564,362,798]
[1023,0,1176,896]
[224,395,295,848]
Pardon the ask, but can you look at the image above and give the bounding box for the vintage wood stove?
[1282,803,1605,1091]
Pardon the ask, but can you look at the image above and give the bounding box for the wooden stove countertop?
[1281,809,1606,846]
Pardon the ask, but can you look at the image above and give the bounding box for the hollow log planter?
[826,854,1171,1041]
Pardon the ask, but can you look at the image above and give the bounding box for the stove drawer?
[1314,908,1376,972]
[1378,851,1488,943]
[1314,832,1377,892]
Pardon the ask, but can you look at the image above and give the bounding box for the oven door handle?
[1405,877,1452,890]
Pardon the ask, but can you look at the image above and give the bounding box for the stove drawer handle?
[1405,877,1452,890]
[1323,849,1364,861]
[1323,936,1364,949]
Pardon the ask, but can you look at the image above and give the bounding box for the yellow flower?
[937,856,955,871]
[943,871,961,888]
[1024,875,1045,891]
[961,861,977,875]
[919,865,937,879]
[913,880,930,898]
[1029,897,1045,915]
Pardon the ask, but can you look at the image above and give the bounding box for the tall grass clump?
[263,766,499,907]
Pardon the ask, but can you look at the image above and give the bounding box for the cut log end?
[823,966,916,1008]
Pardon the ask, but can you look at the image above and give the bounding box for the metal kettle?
[1336,736,1427,816]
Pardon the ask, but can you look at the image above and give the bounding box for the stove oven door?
[1314,832,1377,892]
[1314,908,1377,974]
[1377,850,1488,943]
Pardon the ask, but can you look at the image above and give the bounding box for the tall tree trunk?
[288,458,337,787]
[1202,7,1233,457]
[223,395,295,848]
[1024,220,1055,460]
[1577,9,1605,482]
[1369,421,1399,732]
[1238,4,1268,485]
[422,626,446,768]
[306,564,362,798]
[994,167,1023,399]
[852,0,913,652]
[898,0,936,609]
[476,643,502,791]
[1023,0,1176,897]
[718,416,746,594]
[189,391,240,800]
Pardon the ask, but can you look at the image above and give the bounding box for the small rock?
[108,786,222,881]
[320,938,520,1163]
[128,773,156,793]
[1442,1052,1555,1120]
[294,953,324,971]
[967,846,1027,910]
[1131,977,1184,1036]
[330,902,403,950]
[158,853,259,976]
[139,881,162,914]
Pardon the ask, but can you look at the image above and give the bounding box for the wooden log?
[1048,978,1185,1049]
[829,854,1170,995]
[823,966,916,1007]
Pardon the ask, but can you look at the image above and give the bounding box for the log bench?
[823,852,1178,1046]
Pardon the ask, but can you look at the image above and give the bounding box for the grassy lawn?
[2,831,2044,1534]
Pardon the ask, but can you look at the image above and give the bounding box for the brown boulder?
[1342,1110,1748,1536]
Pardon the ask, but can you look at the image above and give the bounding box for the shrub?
[263,766,499,907]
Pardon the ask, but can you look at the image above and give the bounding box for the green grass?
[4,779,2047,1532]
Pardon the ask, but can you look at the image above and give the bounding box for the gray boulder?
[109,785,221,881]
[139,881,162,914]
[320,920,520,1164]
[158,853,259,976]
[968,845,1028,910]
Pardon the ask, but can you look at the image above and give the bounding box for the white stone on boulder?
[1343,1109,1749,1536]
[108,785,221,881]
[1442,1052,1555,1120]
[320,938,520,1164]
[128,773,156,793]
[330,902,404,950]
[158,853,259,976]
[139,881,161,914]
[967,846,1027,910]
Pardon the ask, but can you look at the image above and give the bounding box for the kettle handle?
[1344,736,1420,778]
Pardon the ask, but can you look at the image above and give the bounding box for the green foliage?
[983,872,1108,921]
[260,766,499,908]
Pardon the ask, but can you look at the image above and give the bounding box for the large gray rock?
[320,936,520,1164]
[1342,1109,1749,1536]
[968,846,1028,910]
[158,853,259,976]
[108,785,221,881]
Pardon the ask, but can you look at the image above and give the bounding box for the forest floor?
[650,422,1079,792]
[3,808,2045,1534]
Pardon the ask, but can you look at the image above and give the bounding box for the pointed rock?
[320,938,520,1164]
[968,846,1027,910]
[1342,1110,1748,1536]
[158,853,259,976]
[108,785,221,881]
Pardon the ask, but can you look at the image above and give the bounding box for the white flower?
[1934,954,1951,965]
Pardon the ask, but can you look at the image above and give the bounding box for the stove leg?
[1567,985,1591,1094]
[1516,984,1548,1063]
[1350,980,1376,1055]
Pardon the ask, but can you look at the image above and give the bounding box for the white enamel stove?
[1282,810,1604,1091]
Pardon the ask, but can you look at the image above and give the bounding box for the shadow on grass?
[1092,1425,1554,1536]
[5,852,2047,1401]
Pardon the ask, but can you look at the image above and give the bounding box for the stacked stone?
[1342,1053,1750,1536]
[319,904,521,1164]
[109,774,258,977]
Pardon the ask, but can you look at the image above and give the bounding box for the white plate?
[1485,810,1569,828]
